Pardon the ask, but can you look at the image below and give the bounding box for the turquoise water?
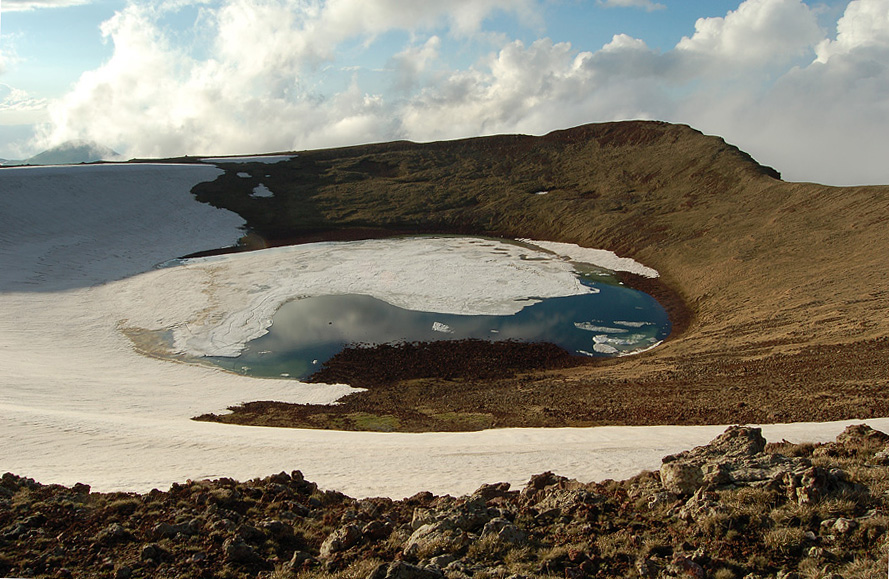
[209,272,670,380]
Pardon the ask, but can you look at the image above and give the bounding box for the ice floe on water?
[432,321,454,334]
[0,162,885,498]
[574,322,629,334]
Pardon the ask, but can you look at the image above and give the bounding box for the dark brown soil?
[196,336,889,432]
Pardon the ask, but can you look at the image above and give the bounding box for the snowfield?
[1,163,885,498]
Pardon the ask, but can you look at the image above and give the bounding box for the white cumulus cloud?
[815,0,889,62]
[33,0,889,186]
[676,0,823,68]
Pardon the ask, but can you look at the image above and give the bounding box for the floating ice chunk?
[574,322,628,333]
[592,343,619,354]
[614,320,650,328]
[432,322,454,334]
[237,172,250,178]
[251,184,274,198]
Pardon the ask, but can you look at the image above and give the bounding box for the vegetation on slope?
[2,425,887,579]
[179,121,889,431]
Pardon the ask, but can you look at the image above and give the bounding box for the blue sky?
[1,0,887,185]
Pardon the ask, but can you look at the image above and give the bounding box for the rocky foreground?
[2,425,887,579]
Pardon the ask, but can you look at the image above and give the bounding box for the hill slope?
[190,120,889,428]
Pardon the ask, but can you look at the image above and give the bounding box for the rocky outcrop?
[1,425,887,579]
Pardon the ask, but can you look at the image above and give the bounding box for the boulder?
[403,520,467,559]
[222,537,261,564]
[368,561,444,579]
[661,426,802,496]
[319,524,362,558]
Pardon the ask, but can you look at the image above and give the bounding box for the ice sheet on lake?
[155,237,595,358]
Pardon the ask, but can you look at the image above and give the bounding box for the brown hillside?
[191,121,889,429]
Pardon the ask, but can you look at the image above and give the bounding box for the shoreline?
[187,229,693,433]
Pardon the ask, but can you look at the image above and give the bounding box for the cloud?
[36,0,889,186]
[815,0,889,62]
[390,36,442,92]
[597,0,666,11]
[1,0,95,10]
[0,84,48,123]
[675,0,822,69]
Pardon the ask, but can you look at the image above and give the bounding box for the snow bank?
[201,155,295,164]
[0,164,242,291]
[519,239,659,278]
[0,162,883,499]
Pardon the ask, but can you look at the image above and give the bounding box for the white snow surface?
[201,155,295,164]
[0,162,885,499]
[519,238,660,278]
[251,184,274,198]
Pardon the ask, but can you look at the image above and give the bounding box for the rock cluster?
[1,424,887,578]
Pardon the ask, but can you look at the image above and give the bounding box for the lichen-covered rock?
[481,518,525,545]
[661,426,829,496]
[222,537,261,564]
[320,524,362,558]
[368,561,445,579]
[660,462,704,496]
[403,520,468,559]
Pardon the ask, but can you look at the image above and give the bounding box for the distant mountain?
[21,141,121,166]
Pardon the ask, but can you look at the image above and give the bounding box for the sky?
[0,0,887,185]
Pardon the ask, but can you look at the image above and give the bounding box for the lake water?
[209,269,670,380]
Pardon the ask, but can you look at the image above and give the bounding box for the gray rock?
[404,520,467,558]
[412,507,437,530]
[368,561,445,579]
[480,518,525,545]
[319,523,362,558]
[362,519,392,541]
[660,462,704,496]
[832,517,858,535]
[222,537,260,564]
[428,554,457,568]
[286,550,319,571]
[470,482,513,501]
[660,426,830,497]
[140,543,165,562]
[96,523,134,545]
